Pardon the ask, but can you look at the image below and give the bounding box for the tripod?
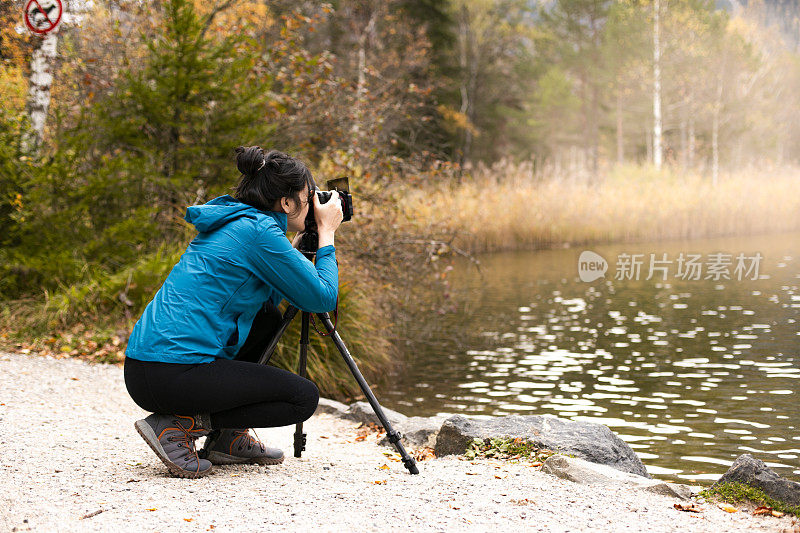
[255,244,419,475]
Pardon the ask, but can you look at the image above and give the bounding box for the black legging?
[124,303,319,429]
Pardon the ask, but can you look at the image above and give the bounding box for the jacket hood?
[184,195,287,232]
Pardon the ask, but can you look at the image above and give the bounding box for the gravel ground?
[0,351,796,532]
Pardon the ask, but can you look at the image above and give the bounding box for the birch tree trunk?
[712,71,723,187]
[616,89,624,165]
[590,79,599,178]
[688,89,696,169]
[653,0,663,170]
[350,12,377,154]
[22,31,59,154]
[456,3,477,172]
[679,115,687,171]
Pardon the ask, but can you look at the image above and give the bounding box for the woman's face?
[282,184,310,233]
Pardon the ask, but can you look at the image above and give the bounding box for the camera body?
[304,177,354,233]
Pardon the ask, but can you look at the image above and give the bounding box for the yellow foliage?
[188,0,273,34]
[436,105,480,137]
[0,64,28,116]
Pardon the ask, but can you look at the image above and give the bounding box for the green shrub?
[700,482,800,517]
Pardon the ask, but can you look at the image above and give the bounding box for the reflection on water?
[384,232,800,483]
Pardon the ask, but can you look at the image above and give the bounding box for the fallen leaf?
[146,508,157,512]
[355,435,367,442]
[529,462,543,467]
[753,506,773,516]
[412,448,436,461]
[382,452,399,457]
[465,472,478,476]
[771,510,785,518]
[495,475,505,479]
[674,503,701,513]
[320,436,329,439]
[718,504,738,513]
[373,480,386,485]
[379,464,390,470]
[184,518,194,522]
[79,510,104,520]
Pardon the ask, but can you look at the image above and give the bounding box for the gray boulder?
[714,454,800,506]
[342,401,446,448]
[379,415,448,449]
[315,398,349,417]
[342,401,407,427]
[543,455,692,499]
[435,414,649,477]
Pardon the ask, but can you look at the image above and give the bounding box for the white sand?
[0,351,794,532]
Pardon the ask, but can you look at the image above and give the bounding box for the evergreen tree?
[537,0,613,178]
[87,0,270,218]
[4,0,272,298]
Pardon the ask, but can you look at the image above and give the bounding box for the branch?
[395,238,482,274]
[199,0,240,40]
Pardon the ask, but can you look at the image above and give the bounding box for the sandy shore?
[0,351,794,532]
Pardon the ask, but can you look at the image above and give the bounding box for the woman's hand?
[314,190,343,248]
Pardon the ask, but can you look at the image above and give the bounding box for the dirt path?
[0,352,794,532]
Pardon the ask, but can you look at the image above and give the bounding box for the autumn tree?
[538,0,613,179]
[447,0,538,166]
[2,0,271,297]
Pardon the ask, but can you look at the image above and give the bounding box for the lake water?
[382,231,800,483]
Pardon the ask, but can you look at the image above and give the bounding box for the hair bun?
[235,145,265,176]
[263,150,287,171]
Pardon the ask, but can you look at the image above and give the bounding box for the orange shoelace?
[163,415,207,473]
[230,428,266,454]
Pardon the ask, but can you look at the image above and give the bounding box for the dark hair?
[233,146,314,214]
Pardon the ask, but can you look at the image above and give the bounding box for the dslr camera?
[304,177,354,233]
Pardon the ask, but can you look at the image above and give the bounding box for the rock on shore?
[434,414,650,477]
[542,455,693,499]
[316,399,447,449]
[321,400,649,479]
[714,454,800,506]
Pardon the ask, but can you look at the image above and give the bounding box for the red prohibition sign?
[24,0,63,35]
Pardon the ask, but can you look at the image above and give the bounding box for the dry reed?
[399,162,800,254]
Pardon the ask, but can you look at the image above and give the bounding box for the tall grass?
[267,279,393,399]
[0,241,392,399]
[399,162,800,253]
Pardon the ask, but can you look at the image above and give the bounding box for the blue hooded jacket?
[125,195,338,364]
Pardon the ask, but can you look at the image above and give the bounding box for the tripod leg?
[257,305,299,365]
[293,311,310,457]
[316,312,419,475]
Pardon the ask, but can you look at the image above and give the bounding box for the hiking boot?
[134,414,213,478]
[200,428,284,465]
